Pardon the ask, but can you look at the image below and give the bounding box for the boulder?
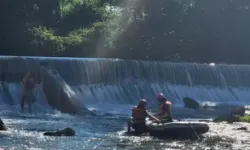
[234,127,247,131]
[231,106,245,116]
[40,66,93,115]
[213,107,248,124]
[183,97,200,109]
[213,115,240,123]
[44,127,75,136]
[0,119,7,131]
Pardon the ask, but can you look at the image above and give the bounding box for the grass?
[239,116,250,123]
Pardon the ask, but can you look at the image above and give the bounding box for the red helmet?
[156,93,165,100]
[139,99,147,106]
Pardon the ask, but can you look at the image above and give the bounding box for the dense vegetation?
[1,0,250,64]
[0,0,115,57]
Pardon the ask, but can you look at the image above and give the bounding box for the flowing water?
[0,56,250,150]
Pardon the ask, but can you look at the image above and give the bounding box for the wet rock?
[43,127,75,136]
[0,119,7,131]
[213,106,246,123]
[214,114,250,124]
[213,115,240,123]
[198,119,212,123]
[234,127,247,131]
[231,106,245,116]
[183,97,200,109]
[40,66,93,115]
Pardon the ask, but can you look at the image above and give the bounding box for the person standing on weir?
[21,72,36,113]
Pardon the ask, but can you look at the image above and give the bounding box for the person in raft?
[127,99,160,133]
[21,72,36,113]
[154,93,173,122]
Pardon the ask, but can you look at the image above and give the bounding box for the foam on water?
[0,89,249,149]
[2,56,250,109]
[1,80,250,118]
[1,56,250,149]
[76,83,250,108]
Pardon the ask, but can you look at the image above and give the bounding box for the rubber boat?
[145,118,209,138]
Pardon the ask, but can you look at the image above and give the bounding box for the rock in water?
[40,66,92,114]
[231,106,245,116]
[234,127,247,131]
[183,97,200,109]
[44,128,75,136]
[0,119,7,131]
[213,106,246,123]
[213,115,240,123]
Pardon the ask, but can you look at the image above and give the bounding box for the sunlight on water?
[0,56,250,149]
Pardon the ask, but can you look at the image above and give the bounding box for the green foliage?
[60,0,111,17]
[60,0,83,17]
[30,21,106,54]
[239,116,250,123]
[2,0,250,63]
[0,0,121,56]
[30,26,64,52]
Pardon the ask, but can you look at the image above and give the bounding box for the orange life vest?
[158,101,172,119]
[132,106,146,120]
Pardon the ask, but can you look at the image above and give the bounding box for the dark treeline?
[1,0,250,64]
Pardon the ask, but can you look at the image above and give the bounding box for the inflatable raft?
[145,119,209,138]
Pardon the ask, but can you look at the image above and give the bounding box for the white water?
[1,82,250,116]
[1,56,250,149]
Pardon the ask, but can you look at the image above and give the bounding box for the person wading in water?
[21,72,36,113]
